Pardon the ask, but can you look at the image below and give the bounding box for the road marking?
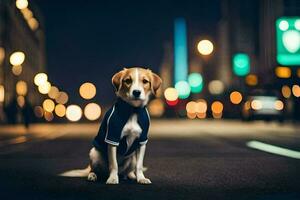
[246,140,300,159]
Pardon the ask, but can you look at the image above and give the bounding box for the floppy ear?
[150,72,162,96]
[112,69,126,91]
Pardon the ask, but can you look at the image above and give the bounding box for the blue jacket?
[93,98,150,157]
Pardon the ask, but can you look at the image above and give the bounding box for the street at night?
[0,120,300,199]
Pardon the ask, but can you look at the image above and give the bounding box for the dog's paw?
[106,175,119,184]
[127,171,136,180]
[87,172,97,182]
[137,178,152,184]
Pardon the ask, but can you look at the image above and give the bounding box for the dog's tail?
[59,165,91,177]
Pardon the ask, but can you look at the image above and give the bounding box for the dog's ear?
[112,69,126,92]
[150,71,162,96]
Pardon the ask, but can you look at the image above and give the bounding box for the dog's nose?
[132,90,141,98]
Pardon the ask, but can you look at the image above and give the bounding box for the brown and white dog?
[60,67,162,184]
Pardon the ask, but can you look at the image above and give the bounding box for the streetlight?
[197,39,214,55]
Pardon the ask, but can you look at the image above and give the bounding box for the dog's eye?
[143,79,149,84]
[124,78,132,84]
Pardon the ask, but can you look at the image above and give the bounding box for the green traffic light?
[233,53,250,76]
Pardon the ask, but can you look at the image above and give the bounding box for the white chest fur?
[121,114,142,149]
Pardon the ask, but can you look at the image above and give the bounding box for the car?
[242,89,285,122]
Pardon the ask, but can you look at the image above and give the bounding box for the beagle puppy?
[82,67,161,184]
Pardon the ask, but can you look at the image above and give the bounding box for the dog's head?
[112,67,162,107]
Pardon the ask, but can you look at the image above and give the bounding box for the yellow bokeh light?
[79,82,96,100]
[66,105,82,122]
[292,85,300,97]
[16,80,27,96]
[44,111,54,122]
[186,101,198,114]
[38,81,51,94]
[274,100,284,111]
[251,100,262,110]
[28,17,39,30]
[12,65,22,76]
[245,74,258,86]
[197,39,214,55]
[187,112,197,119]
[196,99,207,113]
[148,99,164,117]
[197,112,206,119]
[281,85,291,99]
[211,101,223,114]
[34,106,44,118]
[208,80,224,95]
[55,104,66,117]
[43,99,55,112]
[164,87,178,101]
[230,91,243,104]
[84,103,102,121]
[212,112,222,119]
[48,86,59,99]
[17,95,25,108]
[34,73,48,86]
[275,67,291,78]
[55,91,69,104]
[20,8,33,20]
[9,51,25,66]
[16,0,28,10]
[0,85,4,103]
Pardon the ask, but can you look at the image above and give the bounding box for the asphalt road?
[0,120,300,200]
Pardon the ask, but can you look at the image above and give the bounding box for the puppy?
[87,67,162,184]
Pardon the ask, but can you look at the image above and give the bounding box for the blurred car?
[242,89,285,122]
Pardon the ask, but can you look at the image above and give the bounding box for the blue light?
[174,18,188,84]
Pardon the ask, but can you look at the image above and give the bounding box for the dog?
[60,67,162,184]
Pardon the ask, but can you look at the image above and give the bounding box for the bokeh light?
[208,80,224,95]
[188,73,203,93]
[55,91,69,104]
[148,99,164,117]
[251,100,262,110]
[20,8,33,20]
[17,96,25,107]
[34,73,48,86]
[16,80,27,96]
[275,66,291,78]
[281,85,291,98]
[166,99,179,106]
[230,91,243,104]
[9,51,25,66]
[34,106,44,118]
[164,87,178,101]
[43,99,55,112]
[12,65,22,76]
[84,103,101,121]
[211,101,223,114]
[245,74,258,86]
[292,85,300,97]
[66,105,82,122]
[197,112,206,119]
[55,104,66,118]
[186,101,198,114]
[233,53,250,76]
[196,99,207,113]
[197,39,214,55]
[28,17,39,30]
[16,0,28,9]
[175,81,190,99]
[48,86,59,99]
[187,112,197,119]
[79,82,96,100]
[212,112,222,119]
[274,100,284,111]
[38,81,51,94]
[44,111,54,122]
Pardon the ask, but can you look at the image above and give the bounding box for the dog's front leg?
[136,144,151,184]
[106,144,119,184]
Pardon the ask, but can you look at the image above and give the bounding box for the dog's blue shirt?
[93,98,150,157]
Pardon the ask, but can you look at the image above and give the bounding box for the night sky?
[35,0,221,105]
